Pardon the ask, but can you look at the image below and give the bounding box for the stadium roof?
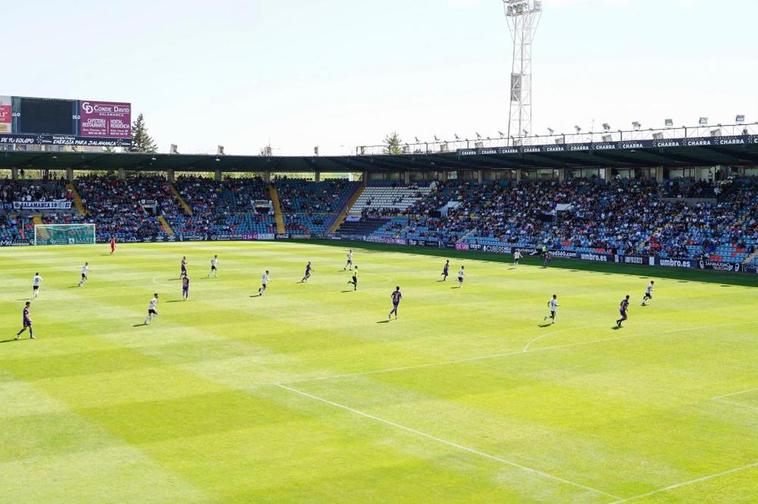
[1,137,757,173]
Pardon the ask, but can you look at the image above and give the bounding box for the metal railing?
[356,122,758,156]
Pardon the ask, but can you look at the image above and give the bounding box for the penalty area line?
[275,383,622,500]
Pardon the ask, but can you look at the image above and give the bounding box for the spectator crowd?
[0,174,755,266]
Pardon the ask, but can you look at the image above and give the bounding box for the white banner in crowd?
[13,200,72,211]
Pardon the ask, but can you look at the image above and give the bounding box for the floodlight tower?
[503,0,542,146]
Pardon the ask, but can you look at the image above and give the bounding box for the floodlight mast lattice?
[503,0,542,147]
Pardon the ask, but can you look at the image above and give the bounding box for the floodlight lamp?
[736,115,745,123]
[665,119,674,127]
[497,131,505,138]
[522,129,529,136]
[632,121,641,130]
[699,117,708,126]
[574,125,581,133]
[602,123,611,131]
[547,127,554,135]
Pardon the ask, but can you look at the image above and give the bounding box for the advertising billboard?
[80,101,131,138]
[0,96,11,134]
[0,95,132,147]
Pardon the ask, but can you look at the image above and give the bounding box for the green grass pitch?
[0,241,756,503]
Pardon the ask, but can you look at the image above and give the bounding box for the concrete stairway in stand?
[269,184,286,234]
[329,181,366,234]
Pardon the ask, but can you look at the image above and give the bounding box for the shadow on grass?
[341,290,355,293]
[376,320,390,324]
[303,239,758,288]
[0,338,20,344]
[538,323,553,328]
[133,323,147,328]
[166,300,185,303]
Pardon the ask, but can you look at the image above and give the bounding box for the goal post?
[34,224,96,246]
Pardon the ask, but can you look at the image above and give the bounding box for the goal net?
[34,224,96,246]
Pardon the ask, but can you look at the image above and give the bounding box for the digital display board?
[0,95,132,147]
[16,97,77,135]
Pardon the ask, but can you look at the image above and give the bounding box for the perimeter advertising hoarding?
[456,135,758,156]
[0,96,10,134]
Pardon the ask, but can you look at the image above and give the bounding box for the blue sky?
[6,0,756,155]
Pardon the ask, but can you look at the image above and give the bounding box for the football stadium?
[1,1,756,503]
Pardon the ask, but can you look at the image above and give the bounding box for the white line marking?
[283,322,742,386]
[522,326,575,352]
[276,383,621,500]
[609,461,758,503]
[713,399,758,412]
[711,386,758,401]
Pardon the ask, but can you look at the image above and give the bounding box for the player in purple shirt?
[441,260,450,281]
[388,286,402,320]
[616,295,630,328]
[16,302,34,340]
[180,256,188,279]
[182,276,190,300]
[301,261,313,283]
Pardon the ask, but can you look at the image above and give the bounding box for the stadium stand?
[173,176,275,239]
[276,178,361,235]
[76,175,180,242]
[0,178,80,244]
[351,177,758,266]
[1,174,755,269]
[349,182,433,218]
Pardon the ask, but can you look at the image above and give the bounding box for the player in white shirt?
[545,294,559,324]
[258,270,270,296]
[209,255,219,278]
[513,250,522,266]
[344,250,354,271]
[32,273,43,299]
[642,281,655,306]
[457,266,465,287]
[144,293,159,325]
[78,262,89,287]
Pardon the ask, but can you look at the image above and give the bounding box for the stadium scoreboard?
[0,95,132,147]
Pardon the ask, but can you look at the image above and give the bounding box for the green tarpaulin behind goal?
[34,224,96,246]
